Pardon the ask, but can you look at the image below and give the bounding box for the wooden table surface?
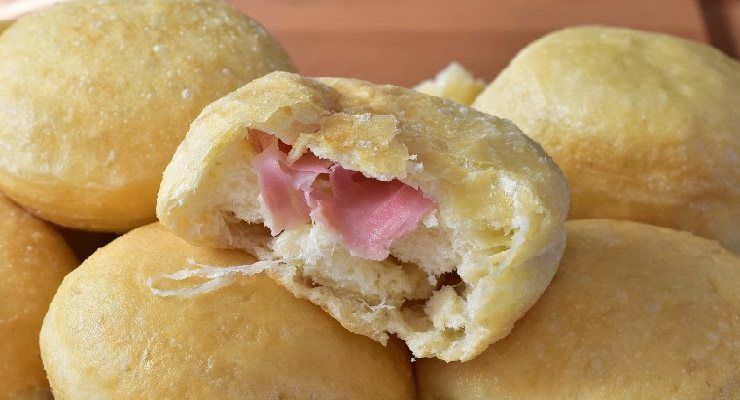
[1,0,738,86]
[231,0,715,86]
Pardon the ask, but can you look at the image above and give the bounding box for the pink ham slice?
[251,132,331,234]
[250,130,435,260]
[312,167,435,260]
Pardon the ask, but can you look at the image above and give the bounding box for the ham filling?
[250,131,435,261]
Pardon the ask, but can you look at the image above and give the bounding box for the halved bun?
[157,71,569,361]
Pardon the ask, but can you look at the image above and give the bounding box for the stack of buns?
[0,1,737,398]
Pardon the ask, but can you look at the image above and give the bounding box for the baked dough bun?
[415,62,485,105]
[417,219,740,399]
[473,26,740,253]
[0,0,295,232]
[0,194,77,400]
[40,223,415,400]
[157,71,569,361]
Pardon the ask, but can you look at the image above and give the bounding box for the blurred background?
[1,0,738,259]
[1,0,738,87]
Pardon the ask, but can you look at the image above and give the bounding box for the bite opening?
[159,120,520,360]
[249,129,436,261]
[244,128,494,341]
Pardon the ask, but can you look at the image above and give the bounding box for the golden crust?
[0,194,77,399]
[473,25,740,253]
[417,219,740,399]
[157,72,569,361]
[40,223,415,400]
[0,0,295,232]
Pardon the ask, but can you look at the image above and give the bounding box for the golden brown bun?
[417,219,740,399]
[0,194,77,399]
[0,0,295,232]
[40,223,415,400]
[414,62,485,105]
[473,25,740,253]
[157,71,569,361]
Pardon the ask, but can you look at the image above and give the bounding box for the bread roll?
[157,71,569,361]
[417,219,740,399]
[473,26,740,253]
[40,223,415,399]
[0,0,295,232]
[415,62,485,105]
[0,194,77,399]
